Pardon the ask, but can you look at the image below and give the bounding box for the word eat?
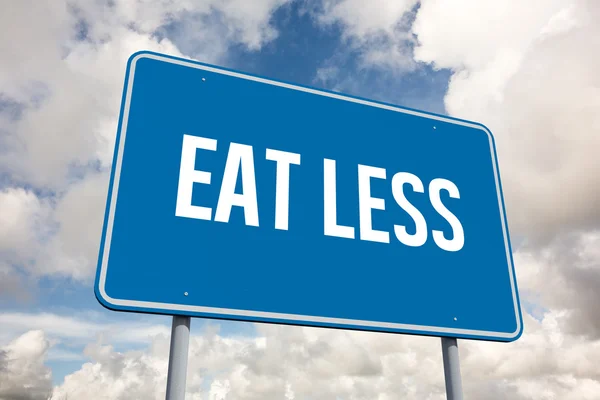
[175,134,464,252]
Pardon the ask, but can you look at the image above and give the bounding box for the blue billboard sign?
[95,51,522,342]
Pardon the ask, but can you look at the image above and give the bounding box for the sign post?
[96,50,522,399]
[165,316,191,400]
[441,337,464,400]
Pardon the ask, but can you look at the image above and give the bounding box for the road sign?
[95,50,522,342]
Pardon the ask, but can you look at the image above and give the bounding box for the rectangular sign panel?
[95,51,522,342]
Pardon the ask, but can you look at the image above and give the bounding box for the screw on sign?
[95,51,522,400]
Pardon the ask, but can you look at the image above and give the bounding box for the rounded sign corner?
[490,309,524,343]
[93,276,121,312]
[508,324,524,342]
[498,325,524,343]
[127,50,156,65]
[472,121,498,147]
[508,307,525,342]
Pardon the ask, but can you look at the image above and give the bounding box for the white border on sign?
[97,52,522,340]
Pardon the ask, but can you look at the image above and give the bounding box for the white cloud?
[0,5,185,189]
[0,174,109,281]
[318,0,417,38]
[37,172,109,280]
[0,188,52,297]
[0,330,53,400]
[210,0,291,50]
[0,310,594,399]
[514,230,600,338]
[412,0,600,241]
[315,0,418,71]
[0,1,71,103]
[0,188,52,255]
[0,312,171,347]
[0,262,32,303]
[412,0,567,72]
[0,307,597,399]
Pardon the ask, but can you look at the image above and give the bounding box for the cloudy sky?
[1,0,599,399]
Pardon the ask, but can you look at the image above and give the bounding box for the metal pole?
[441,337,464,400]
[165,316,191,400]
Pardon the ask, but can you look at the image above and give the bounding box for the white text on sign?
[175,134,464,252]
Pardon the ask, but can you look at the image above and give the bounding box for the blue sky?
[223,2,450,114]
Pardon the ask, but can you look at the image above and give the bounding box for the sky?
[1,0,599,399]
